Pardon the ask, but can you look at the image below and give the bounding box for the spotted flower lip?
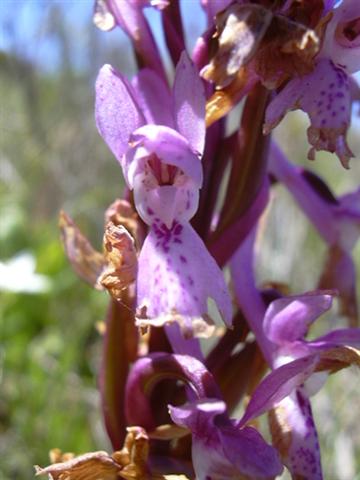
[264,58,354,167]
[263,0,360,168]
[136,220,232,338]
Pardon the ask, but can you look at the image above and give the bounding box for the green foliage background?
[0,2,359,479]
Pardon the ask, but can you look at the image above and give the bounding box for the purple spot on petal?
[174,223,183,235]
[180,255,187,264]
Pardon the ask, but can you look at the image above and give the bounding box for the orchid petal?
[269,389,323,479]
[240,355,319,426]
[169,399,283,479]
[307,328,360,350]
[242,346,360,426]
[132,69,174,127]
[128,125,203,186]
[95,64,144,162]
[263,291,334,345]
[173,52,206,156]
[136,222,232,337]
[219,424,283,478]
[264,58,353,167]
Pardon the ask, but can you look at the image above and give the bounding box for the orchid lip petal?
[136,222,232,337]
[270,389,323,478]
[265,59,353,167]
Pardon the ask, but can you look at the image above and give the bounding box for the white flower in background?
[0,252,51,293]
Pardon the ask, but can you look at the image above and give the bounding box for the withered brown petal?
[202,4,272,88]
[105,199,145,248]
[205,67,258,127]
[59,210,106,288]
[255,14,319,89]
[114,427,151,479]
[316,346,360,374]
[35,451,121,480]
[99,222,137,299]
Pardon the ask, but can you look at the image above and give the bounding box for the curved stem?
[125,353,222,430]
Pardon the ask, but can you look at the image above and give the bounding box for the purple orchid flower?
[264,0,360,167]
[125,353,283,479]
[169,399,283,480]
[232,232,360,478]
[269,141,360,326]
[95,52,232,338]
[242,290,360,479]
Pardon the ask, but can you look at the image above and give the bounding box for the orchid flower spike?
[95,52,232,337]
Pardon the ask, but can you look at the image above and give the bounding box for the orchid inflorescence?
[36,1,360,479]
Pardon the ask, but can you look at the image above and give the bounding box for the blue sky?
[0,0,206,74]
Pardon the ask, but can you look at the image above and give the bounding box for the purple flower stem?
[217,84,270,232]
[231,229,275,365]
[192,120,227,240]
[161,0,186,66]
[108,0,166,81]
[209,179,270,267]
